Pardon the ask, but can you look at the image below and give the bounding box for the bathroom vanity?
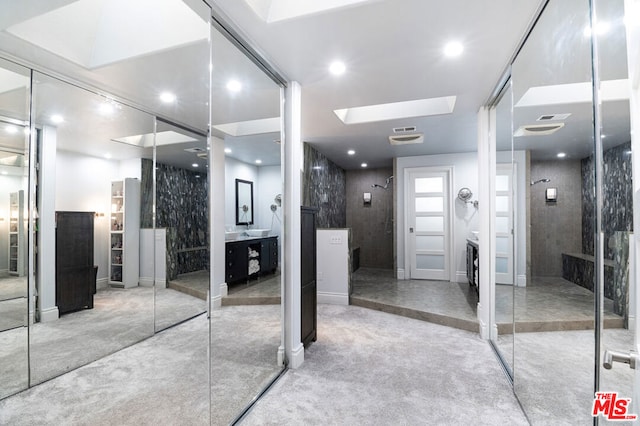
[466,238,479,295]
[225,236,278,284]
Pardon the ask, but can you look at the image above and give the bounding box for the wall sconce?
[363,192,372,206]
[545,188,557,202]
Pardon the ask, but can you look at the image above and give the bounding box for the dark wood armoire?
[301,206,318,348]
[56,211,95,315]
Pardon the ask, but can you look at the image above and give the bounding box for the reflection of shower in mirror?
[530,178,551,186]
[371,175,394,189]
[270,194,282,230]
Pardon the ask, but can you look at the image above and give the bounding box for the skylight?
[6,0,209,69]
[515,79,629,107]
[243,0,373,23]
[212,117,281,136]
[112,131,198,148]
[334,96,456,125]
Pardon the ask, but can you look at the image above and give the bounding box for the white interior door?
[496,163,514,285]
[407,169,450,280]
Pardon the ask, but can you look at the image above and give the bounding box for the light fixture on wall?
[457,187,478,208]
[545,188,557,202]
[363,192,372,206]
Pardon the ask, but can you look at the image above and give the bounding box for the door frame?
[403,166,455,281]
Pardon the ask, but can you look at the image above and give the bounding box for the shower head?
[371,184,386,189]
[530,178,551,186]
[371,176,394,190]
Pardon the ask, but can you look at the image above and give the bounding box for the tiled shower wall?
[302,143,346,228]
[141,159,209,280]
[346,168,394,270]
[582,141,633,258]
[530,159,582,277]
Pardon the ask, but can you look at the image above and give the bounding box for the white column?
[38,125,59,322]
[476,107,494,339]
[283,81,304,368]
[210,135,226,309]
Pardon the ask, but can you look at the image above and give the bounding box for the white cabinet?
[8,190,26,276]
[109,178,140,288]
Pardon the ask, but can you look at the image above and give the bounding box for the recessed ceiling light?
[104,153,112,159]
[1,171,8,175]
[255,159,262,164]
[160,92,176,103]
[557,152,566,158]
[51,114,64,124]
[347,150,355,155]
[361,163,368,168]
[192,163,199,168]
[99,102,115,115]
[584,22,610,37]
[329,61,346,76]
[224,148,232,154]
[444,41,464,57]
[226,80,242,92]
[5,125,18,134]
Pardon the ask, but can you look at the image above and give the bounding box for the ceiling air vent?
[389,133,424,145]
[196,152,208,159]
[514,123,565,137]
[537,113,571,121]
[393,126,417,133]
[184,147,206,153]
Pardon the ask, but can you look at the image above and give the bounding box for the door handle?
[603,349,639,370]
[409,227,414,233]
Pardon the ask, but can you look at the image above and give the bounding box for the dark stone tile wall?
[346,168,394,270]
[530,160,583,277]
[302,143,346,228]
[582,141,633,258]
[562,253,614,299]
[141,159,208,280]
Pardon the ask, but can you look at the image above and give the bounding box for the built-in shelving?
[8,190,25,276]
[109,178,140,288]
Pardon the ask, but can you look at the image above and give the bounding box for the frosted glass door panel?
[496,257,509,274]
[416,236,444,251]
[415,197,443,213]
[415,177,443,193]
[416,255,445,270]
[496,237,510,254]
[496,175,510,192]
[496,196,510,213]
[416,217,444,232]
[496,217,510,234]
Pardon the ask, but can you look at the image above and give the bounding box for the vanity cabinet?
[301,207,317,348]
[225,236,278,284]
[109,178,140,288]
[466,239,479,295]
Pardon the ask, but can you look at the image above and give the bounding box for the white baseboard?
[138,277,166,288]
[221,282,228,297]
[455,271,468,283]
[277,345,285,367]
[211,293,222,309]
[317,291,349,305]
[289,343,305,369]
[517,274,527,287]
[396,268,405,280]
[477,302,489,340]
[96,277,109,290]
[0,268,8,274]
[40,306,59,323]
[629,315,635,332]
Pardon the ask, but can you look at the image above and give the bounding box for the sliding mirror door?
[210,25,284,424]
[0,59,30,399]
[151,119,208,332]
[491,80,516,376]
[29,72,156,385]
[512,0,599,423]
[595,0,637,418]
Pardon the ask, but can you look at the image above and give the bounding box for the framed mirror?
[235,179,253,225]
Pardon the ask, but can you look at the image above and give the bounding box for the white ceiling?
[0,0,632,173]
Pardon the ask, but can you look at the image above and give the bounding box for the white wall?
[224,156,258,229]
[396,152,480,282]
[256,165,283,245]
[55,150,140,282]
[317,229,350,305]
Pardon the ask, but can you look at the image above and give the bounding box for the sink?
[225,231,241,241]
[246,229,270,237]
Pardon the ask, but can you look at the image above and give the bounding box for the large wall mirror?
[0,0,212,420]
[0,58,30,400]
[503,0,637,423]
[210,23,284,424]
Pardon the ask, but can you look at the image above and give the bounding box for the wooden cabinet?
[301,207,317,348]
[8,190,26,277]
[109,178,140,288]
[225,236,278,284]
[55,211,95,315]
[466,239,479,295]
